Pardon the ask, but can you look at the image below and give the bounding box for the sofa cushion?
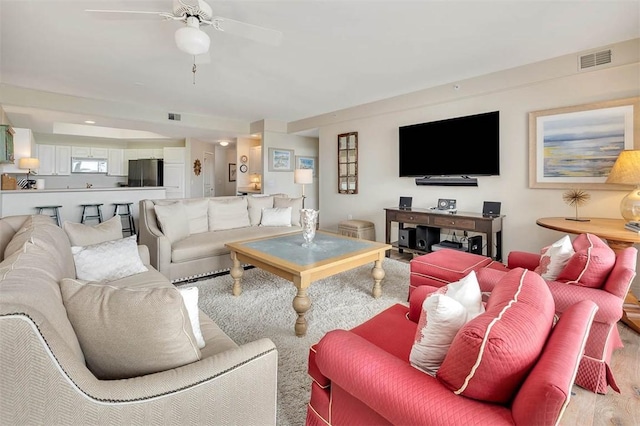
[436,268,554,404]
[533,235,574,281]
[273,196,303,226]
[62,215,123,247]
[260,207,292,227]
[184,198,209,234]
[208,197,251,231]
[71,235,148,282]
[59,278,202,380]
[556,233,616,288]
[247,195,274,226]
[409,271,485,376]
[154,202,190,244]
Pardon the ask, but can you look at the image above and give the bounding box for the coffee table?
[225,231,392,336]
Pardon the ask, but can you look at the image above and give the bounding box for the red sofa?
[307,268,597,426]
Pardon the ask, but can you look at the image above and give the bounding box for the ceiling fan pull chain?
[192,60,197,85]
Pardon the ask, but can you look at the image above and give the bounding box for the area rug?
[185,258,410,425]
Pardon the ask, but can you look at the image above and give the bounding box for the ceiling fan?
[86,0,283,57]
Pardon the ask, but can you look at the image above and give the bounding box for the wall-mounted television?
[399,111,500,178]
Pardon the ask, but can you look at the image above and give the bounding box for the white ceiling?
[1,0,639,142]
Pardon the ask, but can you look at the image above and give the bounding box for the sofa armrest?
[314,330,513,425]
[137,244,150,265]
[138,199,172,276]
[1,315,278,425]
[507,251,540,270]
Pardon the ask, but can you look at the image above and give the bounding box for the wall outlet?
[348,214,353,220]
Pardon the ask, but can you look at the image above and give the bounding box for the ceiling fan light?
[175,25,210,56]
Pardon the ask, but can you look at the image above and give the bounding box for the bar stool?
[80,203,103,224]
[113,202,136,236]
[35,205,62,227]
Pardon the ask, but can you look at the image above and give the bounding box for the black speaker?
[468,235,483,255]
[398,228,416,248]
[399,196,412,209]
[415,225,439,251]
[482,201,501,217]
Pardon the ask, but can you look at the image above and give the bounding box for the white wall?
[306,39,640,294]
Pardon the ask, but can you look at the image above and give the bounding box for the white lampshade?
[175,17,210,56]
[18,157,40,170]
[606,149,640,222]
[294,169,313,185]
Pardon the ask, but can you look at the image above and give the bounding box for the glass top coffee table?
[225,231,392,337]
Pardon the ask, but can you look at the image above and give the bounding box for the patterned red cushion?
[556,233,616,288]
[436,268,555,404]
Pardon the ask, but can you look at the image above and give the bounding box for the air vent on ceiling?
[579,49,612,70]
[168,112,182,121]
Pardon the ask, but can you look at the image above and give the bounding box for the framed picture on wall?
[268,148,294,172]
[228,163,237,182]
[295,155,317,177]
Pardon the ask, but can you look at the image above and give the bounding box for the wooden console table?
[536,217,640,334]
[384,207,504,260]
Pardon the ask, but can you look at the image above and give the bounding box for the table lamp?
[605,149,640,223]
[18,157,40,189]
[294,168,313,208]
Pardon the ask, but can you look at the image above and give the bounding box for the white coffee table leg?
[230,251,243,296]
[371,259,385,299]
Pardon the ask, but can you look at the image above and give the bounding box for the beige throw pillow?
[208,197,251,231]
[71,235,148,282]
[247,195,274,226]
[184,199,209,234]
[63,215,123,247]
[260,207,292,227]
[59,278,202,380]
[273,197,303,226]
[154,202,190,244]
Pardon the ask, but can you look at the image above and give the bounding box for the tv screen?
[399,111,500,177]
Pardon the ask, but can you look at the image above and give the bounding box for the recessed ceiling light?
[84,120,96,124]
[219,141,229,146]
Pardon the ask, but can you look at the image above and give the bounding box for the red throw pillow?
[436,268,555,404]
[556,233,616,288]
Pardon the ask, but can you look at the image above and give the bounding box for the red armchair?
[307,268,598,426]
[485,241,637,394]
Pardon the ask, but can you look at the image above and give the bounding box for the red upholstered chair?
[478,234,637,394]
[307,268,598,426]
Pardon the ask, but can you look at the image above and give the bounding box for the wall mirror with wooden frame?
[338,132,358,194]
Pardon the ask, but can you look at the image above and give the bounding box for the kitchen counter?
[0,187,167,225]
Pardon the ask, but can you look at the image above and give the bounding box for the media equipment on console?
[437,198,457,210]
[482,201,501,217]
[468,235,483,255]
[398,228,416,248]
[416,225,440,251]
[399,196,413,210]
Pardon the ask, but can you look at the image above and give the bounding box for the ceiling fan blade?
[208,16,283,46]
[85,9,168,20]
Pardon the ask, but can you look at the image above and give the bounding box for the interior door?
[203,151,215,197]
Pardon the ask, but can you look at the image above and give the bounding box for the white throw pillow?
[184,199,209,234]
[409,271,485,375]
[178,286,205,349]
[208,197,251,231]
[247,195,275,226]
[273,196,304,226]
[409,294,468,376]
[71,235,148,282]
[154,203,190,244]
[63,215,123,247]
[260,207,292,227]
[534,235,575,281]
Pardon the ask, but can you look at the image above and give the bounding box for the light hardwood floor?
[390,251,640,425]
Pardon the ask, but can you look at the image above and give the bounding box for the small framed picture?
[268,148,294,172]
[228,163,237,182]
[295,155,317,177]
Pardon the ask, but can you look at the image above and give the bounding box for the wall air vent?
[579,49,612,71]
[168,113,182,121]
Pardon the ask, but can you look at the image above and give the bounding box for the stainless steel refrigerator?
[128,159,164,187]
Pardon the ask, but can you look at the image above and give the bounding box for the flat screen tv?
[399,111,500,177]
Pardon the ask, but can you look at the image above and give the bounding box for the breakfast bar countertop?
[0,187,167,193]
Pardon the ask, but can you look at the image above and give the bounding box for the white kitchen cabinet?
[163,147,185,164]
[107,149,126,176]
[71,146,108,158]
[164,163,185,199]
[135,148,164,159]
[37,145,71,175]
[249,146,262,174]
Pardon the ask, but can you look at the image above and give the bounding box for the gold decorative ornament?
[563,189,591,222]
[193,159,202,176]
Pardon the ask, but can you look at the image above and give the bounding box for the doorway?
[203,151,215,197]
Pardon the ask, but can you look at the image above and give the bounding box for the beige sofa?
[139,194,303,283]
[0,214,278,425]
